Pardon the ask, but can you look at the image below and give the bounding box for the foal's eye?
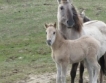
[53,32,55,35]
[60,6,64,10]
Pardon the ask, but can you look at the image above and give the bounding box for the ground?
[0,0,106,83]
[17,68,106,83]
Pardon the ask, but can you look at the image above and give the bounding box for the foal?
[45,23,100,83]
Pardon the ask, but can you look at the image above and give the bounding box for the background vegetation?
[0,0,106,83]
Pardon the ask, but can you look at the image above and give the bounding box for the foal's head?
[57,0,82,32]
[44,23,57,46]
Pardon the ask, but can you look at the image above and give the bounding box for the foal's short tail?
[99,55,106,75]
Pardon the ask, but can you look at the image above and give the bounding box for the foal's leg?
[93,62,100,83]
[70,63,79,83]
[61,62,68,83]
[56,63,61,83]
[85,60,93,83]
[79,62,84,83]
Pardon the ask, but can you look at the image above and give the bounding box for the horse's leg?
[85,60,93,83]
[56,63,61,83]
[99,53,106,83]
[99,69,103,83]
[61,62,68,83]
[70,63,79,83]
[104,53,106,74]
[79,62,84,83]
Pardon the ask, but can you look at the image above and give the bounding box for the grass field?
[0,0,106,83]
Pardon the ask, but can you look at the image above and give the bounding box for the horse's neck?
[52,30,65,50]
[58,23,85,40]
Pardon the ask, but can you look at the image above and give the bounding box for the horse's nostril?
[67,21,69,24]
[67,20,75,27]
[47,40,51,45]
[47,40,51,43]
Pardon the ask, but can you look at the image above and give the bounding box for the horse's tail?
[99,55,106,75]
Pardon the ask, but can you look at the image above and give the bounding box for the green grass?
[0,0,106,83]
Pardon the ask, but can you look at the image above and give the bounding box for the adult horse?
[56,0,106,83]
[80,10,106,83]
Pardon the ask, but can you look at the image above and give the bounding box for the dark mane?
[72,5,83,32]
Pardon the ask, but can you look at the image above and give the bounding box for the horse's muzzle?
[67,19,75,28]
[47,40,51,46]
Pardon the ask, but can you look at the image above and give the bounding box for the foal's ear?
[44,23,48,29]
[54,22,56,28]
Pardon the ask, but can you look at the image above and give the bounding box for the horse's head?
[57,0,75,28]
[44,23,57,46]
[57,0,83,32]
[80,10,91,22]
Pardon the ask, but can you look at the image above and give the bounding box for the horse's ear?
[57,0,61,4]
[67,0,73,3]
[54,22,56,28]
[81,10,85,16]
[44,23,48,29]
[67,0,72,2]
[57,0,72,4]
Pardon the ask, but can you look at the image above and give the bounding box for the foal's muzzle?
[47,40,51,46]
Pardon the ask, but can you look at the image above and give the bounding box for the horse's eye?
[46,32,47,34]
[53,32,55,35]
[60,6,64,10]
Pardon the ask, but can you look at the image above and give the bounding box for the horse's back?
[83,20,106,41]
[83,20,106,32]
[83,20,106,58]
[83,20,106,26]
